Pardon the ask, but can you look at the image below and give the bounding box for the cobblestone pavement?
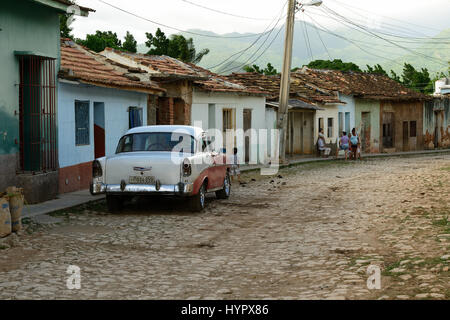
[1,155,449,300]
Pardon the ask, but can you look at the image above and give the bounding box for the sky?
[71,0,450,43]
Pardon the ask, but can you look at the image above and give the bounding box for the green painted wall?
[0,0,61,156]
[355,99,381,153]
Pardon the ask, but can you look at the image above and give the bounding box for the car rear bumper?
[90,181,194,196]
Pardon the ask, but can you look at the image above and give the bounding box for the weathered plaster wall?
[381,100,424,152]
[355,99,381,153]
[0,1,60,201]
[423,98,450,149]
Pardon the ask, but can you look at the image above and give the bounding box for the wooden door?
[243,109,252,163]
[292,112,302,154]
[382,112,394,149]
[402,121,409,151]
[303,112,314,154]
[361,112,371,153]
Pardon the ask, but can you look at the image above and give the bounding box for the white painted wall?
[314,104,340,145]
[58,82,148,168]
[192,90,266,164]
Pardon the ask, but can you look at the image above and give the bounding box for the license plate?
[129,176,155,184]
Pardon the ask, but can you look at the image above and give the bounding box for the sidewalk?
[22,148,450,218]
[22,190,105,218]
[240,148,450,172]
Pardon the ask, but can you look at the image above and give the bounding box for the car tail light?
[183,159,192,177]
[93,160,103,178]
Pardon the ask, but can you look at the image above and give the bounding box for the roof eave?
[30,0,94,16]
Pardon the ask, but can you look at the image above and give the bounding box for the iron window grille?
[18,55,57,173]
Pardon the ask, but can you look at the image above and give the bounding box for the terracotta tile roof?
[226,72,343,104]
[185,63,268,95]
[101,48,267,96]
[293,67,431,101]
[102,48,207,80]
[59,39,165,94]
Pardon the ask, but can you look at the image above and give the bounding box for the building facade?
[0,0,91,203]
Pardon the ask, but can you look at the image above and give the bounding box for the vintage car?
[90,125,231,212]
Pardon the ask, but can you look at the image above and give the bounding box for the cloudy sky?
[71,0,450,43]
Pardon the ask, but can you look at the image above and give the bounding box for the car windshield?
[116,132,196,154]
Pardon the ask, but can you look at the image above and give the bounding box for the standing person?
[231,147,241,184]
[317,128,331,157]
[339,131,350,160]
[350,128,359,160]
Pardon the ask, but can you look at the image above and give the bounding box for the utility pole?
[277,0,322,163]
[277,0,297,163]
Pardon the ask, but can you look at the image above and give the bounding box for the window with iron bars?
[18,55,57,172]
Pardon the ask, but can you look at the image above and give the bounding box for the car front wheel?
[106,195,123,213]
[189,182,206,212]
[216,173,231,199]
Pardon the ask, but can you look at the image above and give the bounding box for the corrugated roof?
[226,72,343,104]
[293,67,431,101]
[59,39,165,94]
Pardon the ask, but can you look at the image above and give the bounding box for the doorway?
[94,102,105,159]
[382,112,394,149]
[402,121,409,151]
[243,109,252,163]
[361,112,371,153]
[434,110,444,148]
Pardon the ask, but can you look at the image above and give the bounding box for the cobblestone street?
[1,154,449,300]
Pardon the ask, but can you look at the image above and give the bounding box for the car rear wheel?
[106,195,123,213]
[216,173,231,199]
[190,182,206,212]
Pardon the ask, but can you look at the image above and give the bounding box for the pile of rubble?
[0,187,24,247]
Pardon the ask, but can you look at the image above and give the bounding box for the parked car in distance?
[90,125,231,212]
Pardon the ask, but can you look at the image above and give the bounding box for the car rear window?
[116,132,195,154]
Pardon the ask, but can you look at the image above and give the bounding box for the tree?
[365,64,388,77]
[305,59,362,72]
[400,63,433,94]
[60,13,74,39]
[145,28,209,63]
[122,31,137,53]
[243,63,278,75]
[76,31,122,53]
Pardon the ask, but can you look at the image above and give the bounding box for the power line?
[326,0,443,33]
[181,0,272,21]
[208,1,288,71]
[302,18,314,62]
[320,5,450,67]
[306,11,450,46]
[306,14,332,60]
[96,0,278,39]
[303,13,445,74]
[219,23,285,74]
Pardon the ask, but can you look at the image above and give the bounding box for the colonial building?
[293,68,429,153]
[98,49,268,164]
[58,39,165,193]
[0,0,92,203]
[226,72,343,157]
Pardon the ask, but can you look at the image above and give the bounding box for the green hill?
[137,24,450,76]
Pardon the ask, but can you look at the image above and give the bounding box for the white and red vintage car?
[90,125,231,212]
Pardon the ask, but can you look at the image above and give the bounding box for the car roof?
[126,125,205,138]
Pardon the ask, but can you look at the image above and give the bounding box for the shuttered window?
[129,107,143,129]
[75,101,90,146]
